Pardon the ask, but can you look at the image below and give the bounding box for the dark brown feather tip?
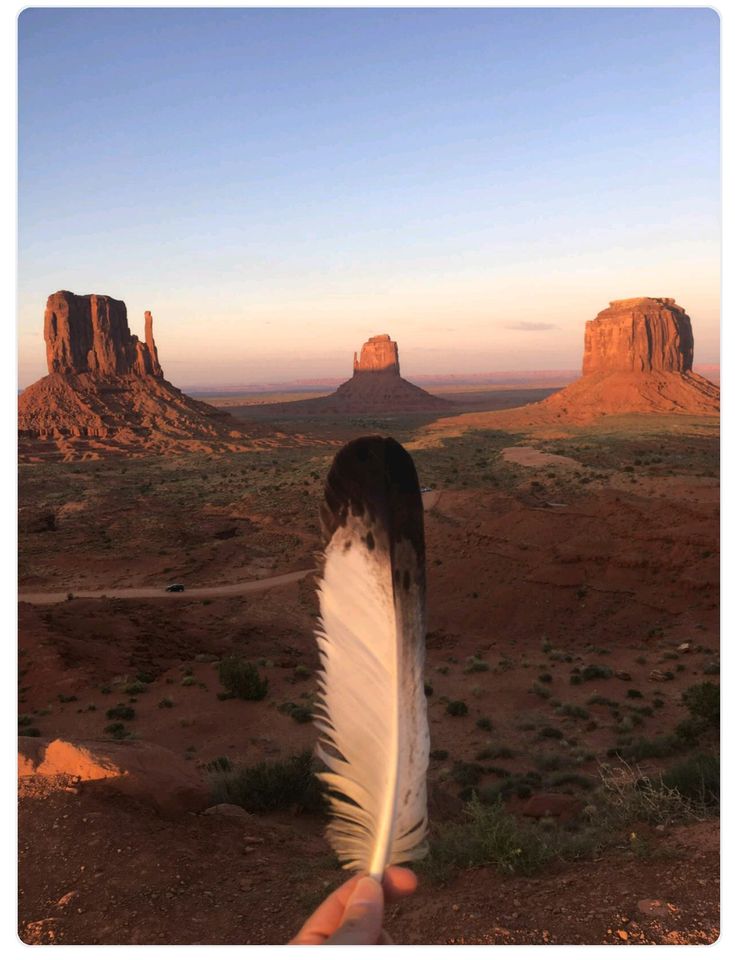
[320,436,425,574]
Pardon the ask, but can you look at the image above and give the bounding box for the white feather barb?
[314,436,430,880]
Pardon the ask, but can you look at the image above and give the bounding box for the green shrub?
[104,722,130,740]
[452,761,484,788]
[209,751,324,813]
[279,701,313,724]
[447,700,468,717]
[158,697,174,709]
[627,689,643,699]
[430,749,449,761]
[218,658,269,701]
[682,682,719,727]
[424,682,434,697]
[581,664,613,682]
[106,705,135,721]
[464,657,489,674]
[476,716,493,731]
[539,726,564,739]
[557,703,589,720]
[662,753,719,806]
[124,680,148,695]
[615,735,679,761]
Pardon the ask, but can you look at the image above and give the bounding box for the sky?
[17,7,720,388]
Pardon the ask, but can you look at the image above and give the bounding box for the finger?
[326,876,384,945]
[289,874,361,944]
[383,865,418,902]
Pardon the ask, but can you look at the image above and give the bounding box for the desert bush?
[158,697,174,709]
[597,759,710,825]
[662,753,719,806]
[451,761,484,788]
[557,703,589,720]
[106,705,135,721]
[424,682,434,697]
[539,726,564,740]
[218,657,268,701]
[103,722,130,740]
[446,700,468,717]
[430,749,449,761]
[682,682,719,727]
[279,701,313,724]
[124,680,148,695]
[581,664,613,682]
[464,657,489,674]
[613,735,679,761]
[476,716,493,731]
[627,689,644,699]
[419,796,603,885]
[209,751,324,814]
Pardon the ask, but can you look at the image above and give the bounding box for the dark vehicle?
[165,583,185,593]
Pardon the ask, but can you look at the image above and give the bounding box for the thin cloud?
[505,321,558,331]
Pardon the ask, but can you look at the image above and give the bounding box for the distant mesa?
[18,290,277,460]
[493,297,718,425]
[353,333,400,375]
[536,297,719,419]
[259,334,452,415]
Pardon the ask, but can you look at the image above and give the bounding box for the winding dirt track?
[18,492,441,606]
[18,569,316,606]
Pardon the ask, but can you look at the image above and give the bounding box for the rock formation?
[255,334,451,416]
[582,298,694,375]
[353,334,400,375]
[534,297,719,419]
[44,291,164,379]
[419,297,718,435]
[19,290,276,459]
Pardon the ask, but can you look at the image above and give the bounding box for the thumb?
[326,876,384,945]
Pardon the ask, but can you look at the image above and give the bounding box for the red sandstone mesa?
[582,298,694,375]
[325,334,452,413]
[19,290,267,459]
[511,297,718,422]
[353,333,401,375]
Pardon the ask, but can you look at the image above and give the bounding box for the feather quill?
[314,436,430,880]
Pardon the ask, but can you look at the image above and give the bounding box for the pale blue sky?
[18,7,720,387]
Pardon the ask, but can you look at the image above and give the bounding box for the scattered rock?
[637,899,673,919]
[18,736,210,818]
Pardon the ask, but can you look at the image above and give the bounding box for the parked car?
[165,583,185,593]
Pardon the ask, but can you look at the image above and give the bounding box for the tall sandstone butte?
[19,290,271,459]
[513,296,718,421]
[353,333,401,375]
[582,298,694,375]
[420,296,718,434]
[44,291,164,379]
[310,333,450,413]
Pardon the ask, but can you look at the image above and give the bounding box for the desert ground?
[18,387,719,945]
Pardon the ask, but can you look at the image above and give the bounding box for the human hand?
[289,865,418,945]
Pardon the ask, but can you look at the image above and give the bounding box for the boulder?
[18,736,211,818]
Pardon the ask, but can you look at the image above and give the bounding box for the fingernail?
[349,876,381,907]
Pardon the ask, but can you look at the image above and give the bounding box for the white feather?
[314,499,430,880]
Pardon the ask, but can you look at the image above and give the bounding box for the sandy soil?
[18,410,720,944]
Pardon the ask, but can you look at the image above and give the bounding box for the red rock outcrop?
[353,334,400,375]
[255,334,452,415]
[18,736,210,818]
[44,291,164,379]
[20,290,281,459]
[582,298,694,374]
[419,297,718,434]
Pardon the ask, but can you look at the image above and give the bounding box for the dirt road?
[18,568,316,606]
